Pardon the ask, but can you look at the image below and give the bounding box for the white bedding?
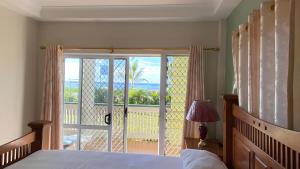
[6,150,183,169]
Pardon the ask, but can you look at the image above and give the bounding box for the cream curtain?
[259,1,276,123]
[274,0,294,128]
[238,24,249,111]
[248,10,261,116]
[41,45,64,150]
[183,45,205,139]
[233,0,295,128]
[232,31,240,94]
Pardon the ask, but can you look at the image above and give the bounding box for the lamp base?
[198,124,208,148]
[198,139,207,147]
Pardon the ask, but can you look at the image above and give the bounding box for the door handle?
[124,107,128,118]
[105,113,111,125]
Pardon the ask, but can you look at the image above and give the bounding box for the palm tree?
[129,60,148,88]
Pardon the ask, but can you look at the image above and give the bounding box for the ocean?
[65,81,160,91]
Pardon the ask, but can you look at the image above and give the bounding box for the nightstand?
[184,137,223,159]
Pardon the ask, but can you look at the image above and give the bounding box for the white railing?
[63,103,159,140]
[64,103,78,124]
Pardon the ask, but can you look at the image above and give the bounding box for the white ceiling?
[0,0,241,21]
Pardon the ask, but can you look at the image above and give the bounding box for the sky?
[64,57,161,84]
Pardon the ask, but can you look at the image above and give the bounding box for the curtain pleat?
[232,0,295,128]
[41,45,64,150]
[232,31,240,94]
[274,0,294,128]
[238,24,249,111]
[183,45,205,139]
[293,0,299,131]
[259,1,276,123]
[248,10,261,116]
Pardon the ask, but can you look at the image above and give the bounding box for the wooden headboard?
[0,121,51,169]
[223,95,300,169]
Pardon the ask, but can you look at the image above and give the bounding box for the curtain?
[248,10,261,116]
[274,0,294,128]
[233,0,295,128]
[259,1,276,123]
[183,45,205,139]
[232,31,240,94]
[238,24,249,111]
[41,45,64,150]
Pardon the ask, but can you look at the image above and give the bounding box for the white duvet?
[6,150,182,169]
[6,149,227,169]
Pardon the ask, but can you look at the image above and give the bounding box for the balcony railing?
[63,103,159,142]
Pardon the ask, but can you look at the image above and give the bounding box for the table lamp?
[186,100,219,147]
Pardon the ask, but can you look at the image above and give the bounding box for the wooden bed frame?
[223,95,300,169]
[0,121,51,169]
[1,95,300,169]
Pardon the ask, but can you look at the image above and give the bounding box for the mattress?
[6,150,183,169]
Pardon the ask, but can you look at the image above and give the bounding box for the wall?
[225,0,262,93]
[294,0,300,131]
[37,21,221,138]
[0,6,39,144]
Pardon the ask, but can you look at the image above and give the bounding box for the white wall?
[37,21,221,138]
[0,6,39,144]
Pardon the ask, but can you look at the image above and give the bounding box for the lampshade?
[186,100,219,122]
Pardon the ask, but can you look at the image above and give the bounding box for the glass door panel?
[63,57,128,152]
[126,57,161,155]
[63,57,113,152]
[81,59,109,126]
[164,56,188,156]
[112,58,128,152]
[79,58,111,151]
[63,58,81,150]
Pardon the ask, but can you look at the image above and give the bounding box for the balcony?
[63,103,160,155]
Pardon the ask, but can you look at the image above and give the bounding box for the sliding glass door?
[63,56,128,152]
[63,54,188,156]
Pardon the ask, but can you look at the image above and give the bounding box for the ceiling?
[0,0,241,21]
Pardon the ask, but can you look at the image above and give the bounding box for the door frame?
[63,54,129,152]
[63,50,189,155]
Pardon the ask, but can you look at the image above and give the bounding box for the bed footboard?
[0,121,51,168]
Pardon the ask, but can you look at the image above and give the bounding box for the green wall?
[225,0,262,93]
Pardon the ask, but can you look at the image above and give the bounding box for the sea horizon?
[65,81,160,91]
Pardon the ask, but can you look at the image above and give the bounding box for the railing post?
[223,95,238,168]
[28,121,52,151]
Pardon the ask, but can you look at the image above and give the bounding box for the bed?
[1,95,300,169]
[0,122,226,169]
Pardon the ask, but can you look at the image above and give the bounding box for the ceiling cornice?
[0,0,41,18]
[0,0,242,22]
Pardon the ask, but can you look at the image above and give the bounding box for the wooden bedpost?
[223,95,238,168]
[28,121,52,151]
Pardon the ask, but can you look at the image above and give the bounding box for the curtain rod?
[39,46,220,52]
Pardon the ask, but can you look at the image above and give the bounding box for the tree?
[129,60,148,88]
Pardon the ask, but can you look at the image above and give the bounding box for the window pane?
[64,58,80,125]
[63,128,78,150]
[81,59,109,126]
[127,57,160,155]
[112,59,126,152]
[164,56,188,156]
[80,129,108,151]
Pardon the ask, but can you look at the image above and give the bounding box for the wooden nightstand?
[184,137,223,159]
